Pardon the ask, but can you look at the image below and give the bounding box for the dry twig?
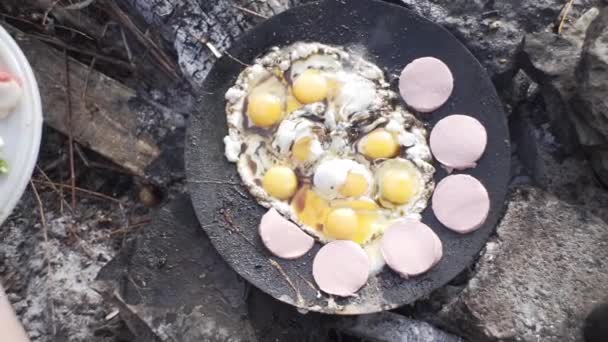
[30,181,56,335]
[32,179,123,204]
[558,0,575,34]
[35,165,73,213]
[232,5,268,19]
[30,33,133,69]
[64,51,77,209]
[103,0,180,80]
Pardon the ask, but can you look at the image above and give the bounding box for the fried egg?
[223,42,435,273]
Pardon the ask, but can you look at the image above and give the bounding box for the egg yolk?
[292,137,313,162]
[339,172,369,197]
[380,169,417,204]
[325,208,359,240]
[286,93,303,113]
[292,70,328,104]
[262,166,298,200]
[332,199,378,244]
[247,93,283,127]
[292,186,330,230]
[362,130,399,159]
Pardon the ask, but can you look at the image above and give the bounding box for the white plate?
[0,25,43,225]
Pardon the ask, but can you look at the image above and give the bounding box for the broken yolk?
[332,199,378,244]
[339,172,369,197]
[292,186,330,231]
[286,93,303,114]
[292,137,313,162]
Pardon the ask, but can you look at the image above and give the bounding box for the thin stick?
[30,34,133,70]
[35,166,73,213]
[42,0,62,26]
[32,180,122,204]
[90,220,149,242]
[64,51,77,209]
[558,0,575,34]
[63,0,97,11]
[120,28,134,64]
[30,181,56,335]
[232,5,268,19]
[104,1,180,80]
[224,51,250,67]
[82,57,96,102]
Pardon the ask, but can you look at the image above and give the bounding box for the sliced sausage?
[313,240,370,296]
[0,71,22,119]
[432,175,490,234]
[259,208,314,259]
[430,115,487,170]
[399,57,453,113]
[381,221,442,278]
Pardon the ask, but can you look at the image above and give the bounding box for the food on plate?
[399,57,453,113]
[0,136,7,174]
[432,174,490,234]
[312,240,370,296]
[380,221,442,278]
[223,42,436,276]
[0,71,22,119]
[430,115,487,170]
[259,208,314,259]
[0,70,23,174]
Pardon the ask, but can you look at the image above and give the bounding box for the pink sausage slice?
[313,240,370,296]
[381,221,443,278]
[259,208,314,259]
[0,71,23,119]
[399,57,453,113]
[430,115,487,170]
[432,175,490,234]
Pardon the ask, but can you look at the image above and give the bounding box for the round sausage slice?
[381,221,442,278]
[313,240,370,296]
[399,57,453,113]
[259,208,314,259]
[430,115,487,170]
[0,71,22,119]
[432,175,490,234]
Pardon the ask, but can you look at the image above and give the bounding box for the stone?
[578,7,608,139]
[577,7,608,185]
[95,195,257,341]
[400,0,599,81]
[509,89,608,223]
[335,312,464,342]
[519,7,601,152]
[437,187,608,342]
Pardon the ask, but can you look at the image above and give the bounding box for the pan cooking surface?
[185,0,510,314]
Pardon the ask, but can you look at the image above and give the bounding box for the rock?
[509,88,608,222]
[583,303,608,342]
[437,187,608,342]
[96,195,257,341]
[518,7,602,152]
[577,7,608,185]
[401,0,598,81]
[578,7,608,139]
[335,312,464,342]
